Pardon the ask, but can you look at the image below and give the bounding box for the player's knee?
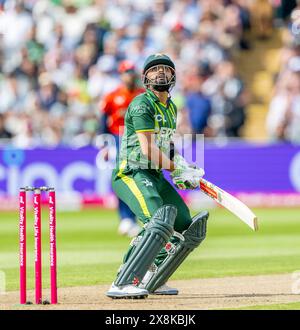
[147,204,177,235]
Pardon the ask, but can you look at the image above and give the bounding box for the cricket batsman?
[106,54,209,299]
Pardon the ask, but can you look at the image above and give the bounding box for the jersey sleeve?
[129,101,155,133]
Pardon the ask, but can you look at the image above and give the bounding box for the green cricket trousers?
[112,167,192,233]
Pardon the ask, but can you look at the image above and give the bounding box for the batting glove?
[171,155,205,190]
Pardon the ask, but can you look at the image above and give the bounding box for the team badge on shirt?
[142,179,153,187]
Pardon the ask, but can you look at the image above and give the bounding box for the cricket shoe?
[106,282,149,299]
[151,283,179,295]
[139,269,178,295]
[118,219,141,238]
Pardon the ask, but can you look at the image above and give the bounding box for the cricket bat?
[199,178,258,231]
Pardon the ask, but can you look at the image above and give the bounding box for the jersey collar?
[146,89,160,103]
[146,89,171,107]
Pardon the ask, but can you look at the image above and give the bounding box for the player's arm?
[137,133,204,190]
[137,131,175,171]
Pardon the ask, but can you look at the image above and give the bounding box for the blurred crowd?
[0,0,293,147]
[267,0,300,144]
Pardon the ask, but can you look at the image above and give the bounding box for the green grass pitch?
[1,207,300,308]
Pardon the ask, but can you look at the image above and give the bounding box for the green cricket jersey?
[116,89,177,173]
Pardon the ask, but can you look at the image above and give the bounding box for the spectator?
[267,1,300,144]
[87,55,119,100]
[0,113,13,140]
[267,70,300,143]
[2,1,33,72]
[36,72,59,111]
[73,113,99,147]
[203,60,247,137]
[11,113,37,148]
[184,61,212,136]
[251,0,274,39]
[274,0,297,22]
[25,25,45,65]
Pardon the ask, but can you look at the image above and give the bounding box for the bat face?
[199,179,258,231]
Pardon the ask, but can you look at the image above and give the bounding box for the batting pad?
[144,210,209,293]
[115,205,177,287]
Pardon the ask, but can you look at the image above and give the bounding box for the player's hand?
[171,167,205,190]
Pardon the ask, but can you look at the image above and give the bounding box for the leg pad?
[144,211,209,292]
[115,205,177,287]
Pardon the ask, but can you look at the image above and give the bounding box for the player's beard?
[152,84,169,92]
[152,75,170,92]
